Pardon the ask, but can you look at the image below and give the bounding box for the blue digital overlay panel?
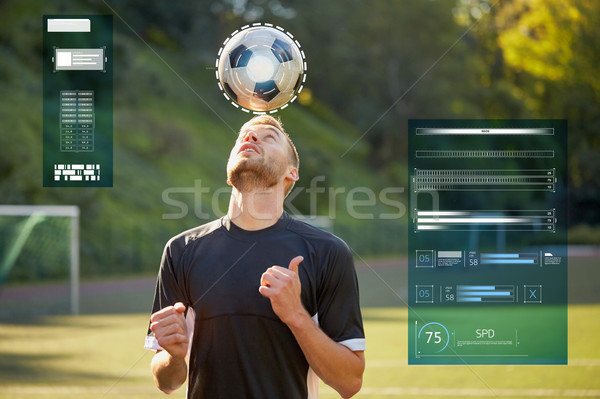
[43,15,113,187]
[408,120,567,365]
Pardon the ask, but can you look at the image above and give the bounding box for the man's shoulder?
[286,216,350,253]
[165,218,223,250]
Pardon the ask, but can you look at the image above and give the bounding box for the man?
[145,115,365,398]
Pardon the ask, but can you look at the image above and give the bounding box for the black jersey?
[145,212,365,399]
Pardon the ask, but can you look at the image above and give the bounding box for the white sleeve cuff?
[144,335,162,351]
[338,338,366,351]
[144,308,195,354]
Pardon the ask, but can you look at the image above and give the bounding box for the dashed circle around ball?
[216,23,307,114]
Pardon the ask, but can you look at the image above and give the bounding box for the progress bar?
[415,150,555,158]
[416,128,554,135]
[413,169,555,191]
[414,209,555,232]
[480,253,538,265]
[457,285,515,303]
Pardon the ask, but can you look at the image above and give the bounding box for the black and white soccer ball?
[217,24,306,113]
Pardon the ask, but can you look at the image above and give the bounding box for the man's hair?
[240,115,300,196]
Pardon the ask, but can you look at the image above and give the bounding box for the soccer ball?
[216,24,306,113]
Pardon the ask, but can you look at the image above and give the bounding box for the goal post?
[0,205,79,315]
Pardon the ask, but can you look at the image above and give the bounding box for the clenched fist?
[259,256,308,326]
[150,302,189,359]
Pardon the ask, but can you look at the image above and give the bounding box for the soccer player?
[145,115,365,398]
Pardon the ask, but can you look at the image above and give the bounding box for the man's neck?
[227,186,285,231]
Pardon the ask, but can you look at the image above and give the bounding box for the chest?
[182,236,318,320]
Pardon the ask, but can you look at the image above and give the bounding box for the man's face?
[226,124,293,192]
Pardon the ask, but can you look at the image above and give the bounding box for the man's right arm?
[149,302,189,394]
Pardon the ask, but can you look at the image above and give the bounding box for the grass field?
[0,306,599,398]
[0,256,598,398]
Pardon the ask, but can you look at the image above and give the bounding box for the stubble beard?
[227,155,285,193]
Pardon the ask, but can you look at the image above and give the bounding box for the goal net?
[0,205,79,318]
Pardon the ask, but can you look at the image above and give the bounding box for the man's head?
[226,115,299,197]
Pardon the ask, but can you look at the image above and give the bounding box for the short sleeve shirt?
[145,212,365,399]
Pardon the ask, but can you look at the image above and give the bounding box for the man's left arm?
[259,256,365,398]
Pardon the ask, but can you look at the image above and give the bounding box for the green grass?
[0,256,598,397]
[0,305,598,398]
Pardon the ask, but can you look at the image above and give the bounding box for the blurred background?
[1,0,599,280]
[0,0,599,398]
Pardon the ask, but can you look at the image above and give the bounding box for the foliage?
[0,0,597,279]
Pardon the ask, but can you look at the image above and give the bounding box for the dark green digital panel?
[408,120,567,365]
[43,15,113,187]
